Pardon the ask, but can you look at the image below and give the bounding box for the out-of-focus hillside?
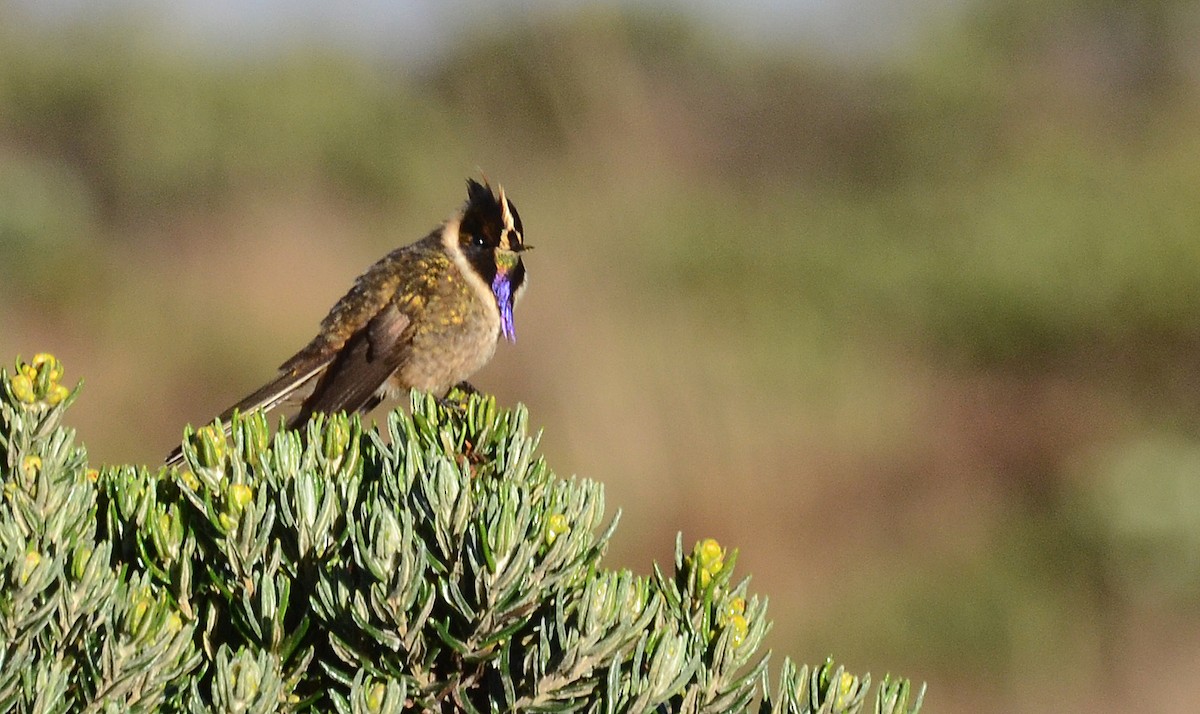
[3,2,1200,712]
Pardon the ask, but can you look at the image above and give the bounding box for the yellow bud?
[20,550,42,584]
[86,468,100,482]
[10,374,36,404]
[194,425,227,468]
[129,595,152,635]
[836,672,857,707]
[166,612,183,634]
[180,470,200,490]
[545,513,570,546]
[22,455,42,475]
[723,596,746,621]
[322,417,351,461]
[241,417,270,465]
[31,353,64,381]
[727,614,749,647]
[72,546,93,579]
[228,483,254,513]
[366,682,386,712]
[697,538,724,572]
[44,383,70,406]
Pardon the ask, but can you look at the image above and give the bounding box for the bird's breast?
[394,267,500,394]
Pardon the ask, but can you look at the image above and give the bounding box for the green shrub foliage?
[0,355,923,713]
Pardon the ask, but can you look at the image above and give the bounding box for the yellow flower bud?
[241,416,270,466]
[366,682,386,712]
[727,614,749,647]
[323,417,351,460]
[693,538,726,589]
[835,672,858,708]
[545,513,570,546]
[129,594,153,636]
[180,470,200,490]
[697,538,724,573]
[20,550,42,584]
[22,455,42,475]
[720,596,746,625]
[228,483,254,513]
[44,383,70,406]
[10,374,36,404]
[72,546,93,579]
[194,425,227,468]
[31,353,64,381]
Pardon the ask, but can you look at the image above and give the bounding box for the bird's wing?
[287,300,415,428]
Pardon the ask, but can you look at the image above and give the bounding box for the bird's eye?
[472,234,487,247]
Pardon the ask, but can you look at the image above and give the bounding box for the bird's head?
[458,178,530,342]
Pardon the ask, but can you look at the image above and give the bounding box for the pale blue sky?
[10,0,943,62]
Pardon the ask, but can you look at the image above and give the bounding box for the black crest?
[461,179,524,251]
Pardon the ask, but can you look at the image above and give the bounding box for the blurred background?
[3,0,1200,710]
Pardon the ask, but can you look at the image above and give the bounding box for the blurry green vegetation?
[2,1,1200,711]
[5,4,1199,365]
[0,26,458,219]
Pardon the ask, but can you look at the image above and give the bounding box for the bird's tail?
[164,359,329,468]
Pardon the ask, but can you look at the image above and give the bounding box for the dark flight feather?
[287,302,414,428]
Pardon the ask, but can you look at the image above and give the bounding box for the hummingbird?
[166,178,529,467]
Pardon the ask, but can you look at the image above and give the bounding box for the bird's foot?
[451,381,480,396]
[437,382,478,411]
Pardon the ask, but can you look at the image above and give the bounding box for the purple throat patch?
[492,273,516,342]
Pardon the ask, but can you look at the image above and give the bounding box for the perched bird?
[166,178,529,466]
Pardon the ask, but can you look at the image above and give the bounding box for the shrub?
[0,354,923,713]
